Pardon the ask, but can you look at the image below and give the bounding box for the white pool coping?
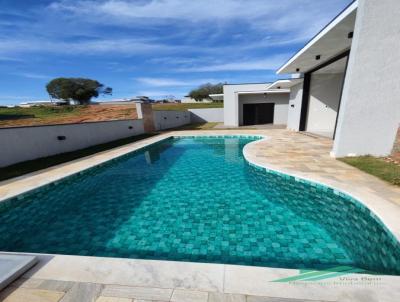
[1,131,400,301]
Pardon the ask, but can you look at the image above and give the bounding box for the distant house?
[98,96,154,105]
[19,100,71,107]
[181,96,213,103]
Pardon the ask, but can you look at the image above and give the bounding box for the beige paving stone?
[208,292,246,302]
[10,278,43,289]
[101,285,172,301]
[60,282,103,302]
[38,279,75,292]
[96,296,132,302]
[171,289,208,302]
[0,287,64,302]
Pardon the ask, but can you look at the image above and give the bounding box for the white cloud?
[178,55,289,72]
[11,72,51,79]
[136,77,225,87]
[0,38,180,56]
[48,0,349,35]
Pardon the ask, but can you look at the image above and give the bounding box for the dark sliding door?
[243,103,274,126]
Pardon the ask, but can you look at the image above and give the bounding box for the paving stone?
[171,289,208,302]
[11,278,43,289]
[101,285,172,301]
[38,280,75,292]
[96,296,132,302]
[246,296,327,302]
[60,282,103,302]
[0,287,64,302]
[208,292,246,302]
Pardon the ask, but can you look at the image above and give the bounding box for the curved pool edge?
[242,136,400,246]
[1,131,399,246]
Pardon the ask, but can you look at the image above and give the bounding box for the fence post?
[136,103,155,133]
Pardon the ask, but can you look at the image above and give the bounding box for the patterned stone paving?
[244,130,400,207]
[0,278,331,302]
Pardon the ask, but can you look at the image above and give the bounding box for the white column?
[332,0,400,157]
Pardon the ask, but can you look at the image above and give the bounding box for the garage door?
[243,103,274,126]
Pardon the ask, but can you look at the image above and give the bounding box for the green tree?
[188,83,225,102]
[46,78,112,105]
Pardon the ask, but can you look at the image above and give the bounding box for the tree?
[46,78,112,105]
[188,82,225,102]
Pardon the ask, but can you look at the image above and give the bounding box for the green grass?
[339,156,400,186]
[0,133,157,182]
[152,102,223,111]
[0,105,83,120]
[169,122,219,130]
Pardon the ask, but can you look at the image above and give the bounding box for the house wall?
[287,82,304,131]
[238,93,289,125]
[332,0,400,157]
[0,119,145,167]
[223,83,272,127]
[153,110,191,130]
[189,108,224,123]
[306,73,344,136]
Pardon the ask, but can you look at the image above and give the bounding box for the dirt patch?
[0,105,138,128]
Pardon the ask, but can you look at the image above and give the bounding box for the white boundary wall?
[153,110,190,131]
[189,108,224,123]
[0,119,144,167]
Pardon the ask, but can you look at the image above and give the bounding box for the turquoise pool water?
[0,136,399,274]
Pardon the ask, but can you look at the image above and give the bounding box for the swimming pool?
[0,136,399,274]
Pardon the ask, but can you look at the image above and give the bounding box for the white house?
[181,96,213,103]
[223,83,290,127]
[221,0,399,157]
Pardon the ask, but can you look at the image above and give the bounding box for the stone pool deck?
[0,129,399,302]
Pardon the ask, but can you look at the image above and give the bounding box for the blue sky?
[0,0,351,105]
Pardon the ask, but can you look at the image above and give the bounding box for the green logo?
[272,266,370,282]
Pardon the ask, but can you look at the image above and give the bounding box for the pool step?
[0,253,38,291]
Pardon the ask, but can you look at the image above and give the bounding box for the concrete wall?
[153,110,191,131]
[0,119,145,167]
[223,83,271,127]
[332,0,400,157]
[238,93,289,125]
[306,73,344,136]
[189,108,224,123]
[287,82,304,131]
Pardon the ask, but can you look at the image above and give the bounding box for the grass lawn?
[339,156,400,186]
[152,102,223,111]
[0,133,156,182]
[170,122,219,130]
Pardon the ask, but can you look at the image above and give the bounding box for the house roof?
[236,89,290,95]
[277,1,357,75]
[267,79,303,90]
